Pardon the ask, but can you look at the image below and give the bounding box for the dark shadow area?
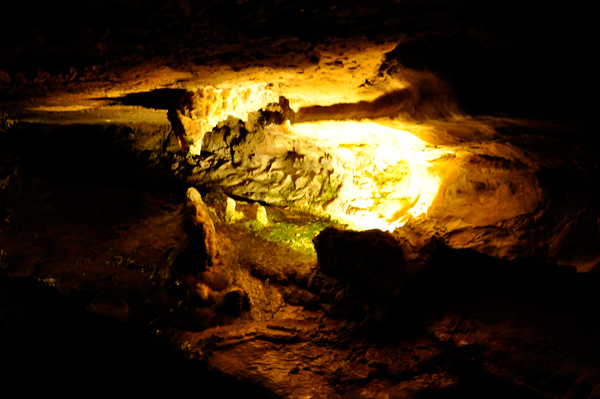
[0,122,187,193]
[372,248,600,398]
[100,88,188,110]
[384,247,600,336]
[381,29,596,123]
[413,343,554,399]
[0,277,271,399]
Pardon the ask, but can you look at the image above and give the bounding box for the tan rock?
[225,197,245,224]
[256,205,269,226]
[186,187,219,268]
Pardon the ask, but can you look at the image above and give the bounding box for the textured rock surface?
[192,113,338,214]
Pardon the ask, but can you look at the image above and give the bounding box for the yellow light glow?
[28,105,94,112]
[289,120,447,231]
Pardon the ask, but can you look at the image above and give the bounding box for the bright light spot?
[290,120,447,231]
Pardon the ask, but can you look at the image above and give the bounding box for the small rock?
[225,197,245,223]
[186,187,203,203]
[256,205,269,226]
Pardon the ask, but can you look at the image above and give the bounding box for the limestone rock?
[187,112,338,219]
[225,197,245,224]
[256,205,269,226]
[185,187,219,268]
[166,84,279,156]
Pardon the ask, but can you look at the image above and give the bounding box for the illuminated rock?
[256,205,269,226]
[225,197,245,224]
[168,84,280,155]
[190,112,336,216]
[185,187,219,268]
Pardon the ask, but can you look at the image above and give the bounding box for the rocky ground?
[1,1,599,398]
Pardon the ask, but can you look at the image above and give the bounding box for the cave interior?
[1,1,599,398]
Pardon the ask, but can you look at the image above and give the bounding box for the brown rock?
[313,226,407,303]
